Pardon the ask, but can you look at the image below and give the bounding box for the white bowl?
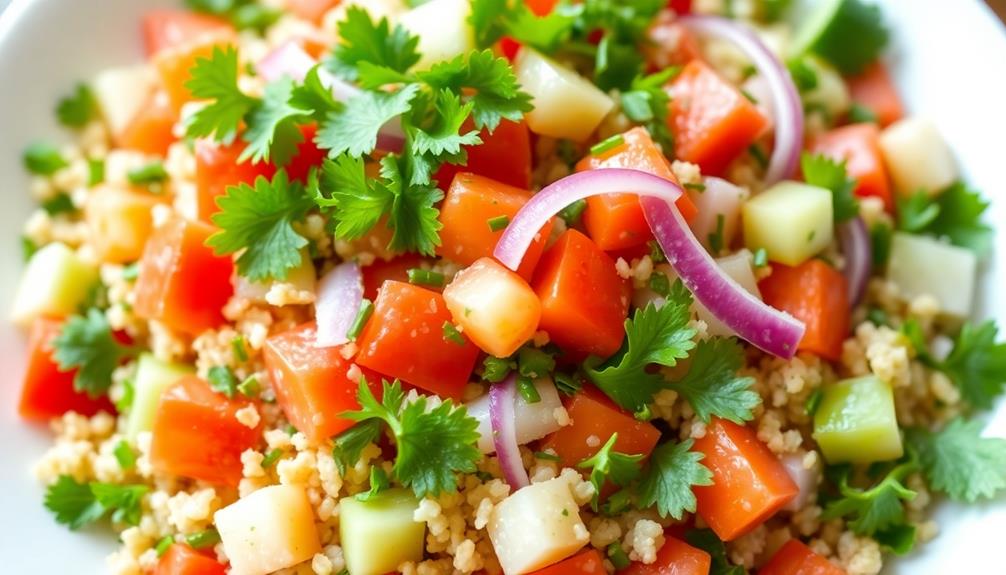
[1,0,1005,573]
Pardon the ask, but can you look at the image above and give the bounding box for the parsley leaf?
[586,284,697,412]
[333,419,384,476]
[56,83,98,128]
[577,433,644,511]
[801,152,859,223]
[44,475,148,530]
[317,84,420,158]
[896,183,994,257]
[822,462,916,536]
[207,170,313,281]
[185,45,258,143]
[328,6,420,80]
[684,529,747,575]
[635,439,713,519]
[52,309,133,398]
[342,379,481,497]
[241,77,306,166]
[668,338,760,424]
[909,418,1006,503]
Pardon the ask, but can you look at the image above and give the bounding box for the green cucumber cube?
[813,376,902,464]
[340,488,425,575]
[886,232,976,319]
[742,181,833,266]
[10,242,98,327]
[126,354,194,439]
[788,0,887,74]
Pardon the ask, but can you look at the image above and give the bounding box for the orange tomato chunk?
[759,540,846,575]
[154,544,227,575]
[142,9,233,58]
[118,90,179,156]
[620,535,712,575]
[758,259,849,361]
[85,186,166,264]
[530,549,607,575]
[194,139,277,222]
[154,31,236,112]
[434,119,533,191]
[845,61,904,128]
[809,123,893,212]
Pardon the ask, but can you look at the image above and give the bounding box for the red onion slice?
[493,169,683,270]
[838,217,871,307]
[315,261,364,348]
[489,375,529,489]
[679,15,804,186]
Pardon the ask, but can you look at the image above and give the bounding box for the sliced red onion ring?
[315,261,364,348]
[838,217,871,307]
[679,15,803,186]
[493,169,682,270]
[489,375,529,489]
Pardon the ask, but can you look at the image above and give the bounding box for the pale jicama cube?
[515,49,615,142]
[215,484,321,575]
[10,242,98,327]
[878,117,958,196]
[487,477,589,574]
[742,181,833,266]
[467,378,564,453]
[443,257,542,358]
[696,251,762,337]
[92,65,156,139]
[340,489,425,575]
[398,0,474,70]
[688,177,748,253]
[886,232,976,319]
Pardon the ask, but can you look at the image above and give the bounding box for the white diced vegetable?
[514,49,615,142]
[696,251,762,337]
[742,181,833,266]
[92,65,156,139]
[487,477,589,574]
[340,488,426,575]
[10,242,98,327]
[398,0,474,70]
[467,378,564,453]
[126,354,194,440]
[215,484,321,575]
[886,232,976,319]
[688,177,748,253]
[878,117,958,196]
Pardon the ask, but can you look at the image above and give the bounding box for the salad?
[11,0,1006,574]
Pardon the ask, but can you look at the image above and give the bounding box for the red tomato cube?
[845,61,904,128]
[530,549,606,575]
[434,119,532,191]
[758,260,849,362]
[620,535,711,575]
[809,123,893,212]
[155,544,226,575]
[759,539,845,575]
[194,139,277,222]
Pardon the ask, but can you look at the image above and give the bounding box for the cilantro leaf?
[91,482,148,526]
[357,465,391,501]
[289,65,342,122]
[329,6,420,80]
[468,0,509,48]
[44,475,148,530]
[822,462,916,536]
[24,142,69,176]
[333,419,384,476]
[577,433,644,511]
[896,190,940,232]
[409,89,481,157]
[909,418,1006,503]
[52,309,133,398]
[376,154,444,255]
[56,83,98,128]
[207,170,313,281]
[468,0,574,51]
[621,70,676,151]
[635,439,713,519]
[316,84,419,158]
[586,284,697,412]
[684,529,747,575]
[668,338,760,424]
[185,45,258,143]
[801,152,859,223]
[941,321,1006,409]
[314,154,393,239]
[896,183,994,257]
[343,379,481,497]
[240,76,306,166]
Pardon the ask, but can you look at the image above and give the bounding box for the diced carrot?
[540,386,661,469]
[437,173,553,279]
[361,253,429,301]
[142,9,233,58]
[845,61,904,128]
[85,186,167,264]
[356,281,480,399]
[759,540,846,575]
[667,60,769,175]
[620,535,711,575]
[134,217,234,336]
[758,259,849,361]
[434,119,533,191]
[692,419,798,541]
[285,0,340,22]
[18,317,116,420]
[809,123,893,212]
[531,230,631,360]
[154,30,237,112]
[194,139,277,222]
[117,90,179,156]
[149,375,261,485]
[530,549,607,575]
[576,127,696,251]
[263,323,382,442]
[155,544,227,575]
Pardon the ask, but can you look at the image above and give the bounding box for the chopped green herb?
[121,263,140,282]
[237,376,260,398]
[752,247,768,268]
[53,309,135,398]
[805,388,823,417]
[57,83,98,128]
[44,475,148,530]
[896,183,994,258]
[590,134,625,156]
[407,268,446,287]
[21,235,38,263]
[262,448,284,468]
[333,419,383,475]
[685,529,747,575]
[577,433,643,510]
[867,307,889,327]
[347,299,375,341]
[822,461,916,538]
[231,334,248,362]
[285,423,297,435]
[533,451,561,462]
[116,377,135,413]
[113,440,136,471]
[24,142,69,176]
[482,356,515,383]
[154,535,174,557]
[848,102,879,124]
[554,371,582,396]
[185,528,221,549]
[740,88,758,104]
[707,214,726,254]
[516,376,541,404]
[42,193,76,216]
[487,214,510,232]
[607,543,631,570]
[87,158,105,186]
[518,347,555,379]
[802,152,859,223]
[558,198,587,227]
[870,221,892,268]
[207,366,238,398]
[127,162,169,188]
[647,240,666,263]
[748,143,769,169]
[668,338,760,424]
[787,58,819,92]
[357,465,391,501]
[908,418,1006,503]
[683,182,706,193]
[635,439,713,519]
[648,271,671,298]
[442,322,466,346]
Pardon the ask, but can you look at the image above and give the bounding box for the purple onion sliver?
[314,261,364,348]
[838,217,872,307]
[489,375,529,489]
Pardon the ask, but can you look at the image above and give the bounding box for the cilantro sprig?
[634,438,713,519]
[56,83,98,128]
[904,319,1006,410]
[822,461,917,541]
[896,182,994,258]
[908,418,1006,503]
[801,152,859,223]
[667,338,760,425]
[577,433,643,511]
[44,475,148,530]
[52,309,136,398]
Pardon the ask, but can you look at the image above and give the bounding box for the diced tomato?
[285,123,327,183]
[531,549,606,575]
[531,230,631,360]
[433,119,533,190]
[263,323,382,442]
[154,29,237,111]
[527,0,559,15]
[845,61,904,128]
[620,535,711,575]
[194,139,277,222]
[117,90,179,156]
[668,0,693,14]
[437,173,552,279]
[758,259,849,361]
[134,217,235,336]
[576,127,696,251]
[541,386,660,468]
[149,375,261,485]
[18,317,116,420]
[809,123,893,212]
[356,281,480,399]
[361,253,428,301]
[759,540,845,575]
[142,10,233,58]
[692,419,798,541]
[668,60,769,175]
[500,37,522,62]
[155,544,227,575]
[646,16,702,69]
[285,0,340,22]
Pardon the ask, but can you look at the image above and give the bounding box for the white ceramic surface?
[1,0,1005,573]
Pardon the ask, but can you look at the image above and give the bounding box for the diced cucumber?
[10,242,98,327]
[398,0,474,70]
[742,181,833,266]
[515,49,615,142]
[878,117,959,197]
[886,232,976,319]
[788,0,888,74]
[126,354,194,440]
[341,488,425,575]
[813,376,902,464]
